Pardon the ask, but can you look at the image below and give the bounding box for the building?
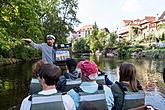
[155,11,165,38]
[118,16,157,41]
[71,24,94,39]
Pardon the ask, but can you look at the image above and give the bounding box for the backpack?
[29,93,65,110]
[111,82,145,110]
[56,75,67,92]
[64,79,81,92]
[74,84,108,110]
[64,75,105,92]
[29,78,42,95]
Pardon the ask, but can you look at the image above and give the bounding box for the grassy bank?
[0,57,40,67]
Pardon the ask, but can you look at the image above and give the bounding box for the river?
[0,55,164,110]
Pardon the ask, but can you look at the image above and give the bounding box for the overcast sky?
[75,0,165,31]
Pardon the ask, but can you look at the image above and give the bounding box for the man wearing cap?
[67,60,114,110]
[22,35,56,64]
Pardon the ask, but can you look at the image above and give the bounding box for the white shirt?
[20,89,76,110]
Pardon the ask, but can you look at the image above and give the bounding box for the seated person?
[67,60,114,110]
[63,59,106,92]
[29,60,46,94]
[20,60,76,110]
[64,58,80,80]
[111,62,145,110]
[29,60,66,94]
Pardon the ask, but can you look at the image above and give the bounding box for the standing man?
[22,35,56,64]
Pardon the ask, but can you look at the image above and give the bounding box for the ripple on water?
[145,91,165,110]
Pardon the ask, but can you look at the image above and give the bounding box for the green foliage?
[144,49,165,59]
[41,0,80,43]
[90,40,101,52]
[158,24,165,29]
[86,25,108,53]
[117,40,130,57]
[128,48,142,53]
[13,45,41,60]
[161,32,165,41]
[145,32,156,43]
[59,0,80,28]
[72,38,86,53]
[0,0,79,59]
[131,26,139,35]
[106,32,117,48]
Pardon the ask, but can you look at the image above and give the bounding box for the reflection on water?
[0,56,164,110]
[0,62,33,110]
[90,56,165,92]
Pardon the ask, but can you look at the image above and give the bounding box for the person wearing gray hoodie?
[22,35,56,64]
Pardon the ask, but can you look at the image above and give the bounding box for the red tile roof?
[80,25,94,30]
[74,24,94,33]
[123,20,133,25]
[144,16,156,22]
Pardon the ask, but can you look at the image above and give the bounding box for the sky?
[75,0,165,31]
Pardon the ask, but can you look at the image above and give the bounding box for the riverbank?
[0,56,165,96]
[0,57,40,67]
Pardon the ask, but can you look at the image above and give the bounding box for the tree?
[130,26,139,43]
[158,24,165,29]
[59,0,80,29]
[0,0,80,59]
[161,32,165,41]
[86,23,99,53]
[147,32,156,43]
[72,38,86,52]
[106,32,117,48]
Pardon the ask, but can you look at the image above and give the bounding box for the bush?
[13,45,41,60]
[72,38,87,53]
[144,49,165,59]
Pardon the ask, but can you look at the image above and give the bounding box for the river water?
[0,55,164,110]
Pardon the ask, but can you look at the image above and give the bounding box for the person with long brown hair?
[111,62,145,110]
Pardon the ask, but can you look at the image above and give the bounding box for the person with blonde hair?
[111,62,145,110]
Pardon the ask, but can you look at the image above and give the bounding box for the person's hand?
[22,38,32,43]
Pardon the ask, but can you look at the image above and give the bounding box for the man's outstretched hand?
[22,38,32,43]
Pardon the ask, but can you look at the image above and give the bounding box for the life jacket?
[111,82,145,110]
[96,75,106,85]
[73,84,108,110]
[29,78,41,95]
[29,76,66,94]
[29,78,78,94]
[29,75,105,94]
[30,93,65,110]
[64,76,105,92]
[65,79,81,92]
